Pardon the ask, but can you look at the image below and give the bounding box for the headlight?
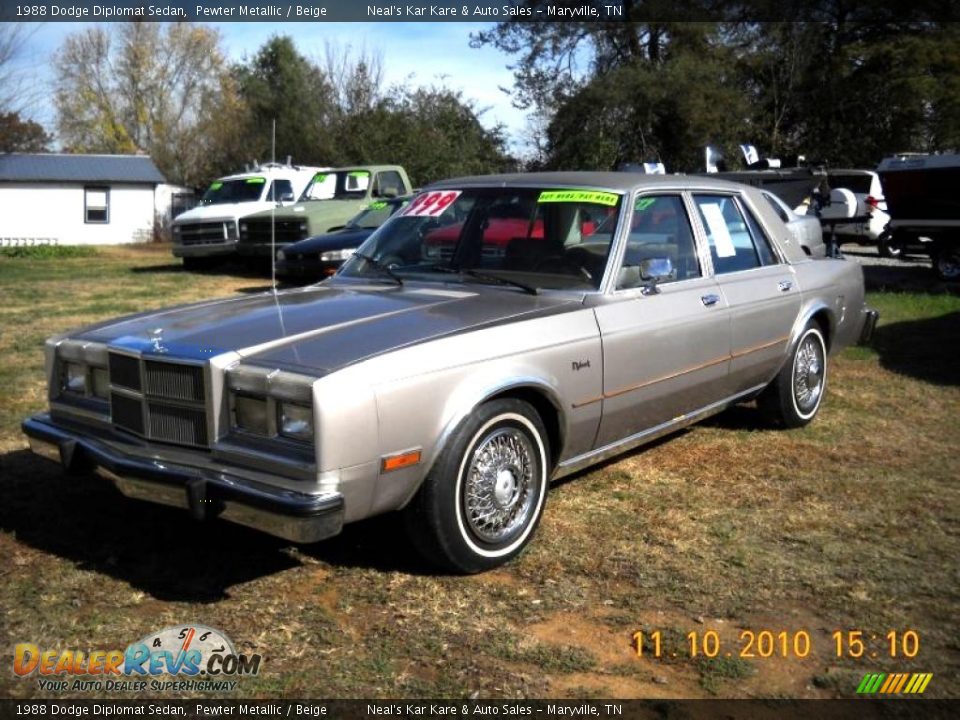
[91,367,110,399]
[278,402,313,442]
[320,249,354,262]
[276,249,286,261]
[234,395,269,435]
[63,362,87,394]
[225,221,238,240]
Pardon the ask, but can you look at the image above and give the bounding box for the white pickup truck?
[171,162,330,268]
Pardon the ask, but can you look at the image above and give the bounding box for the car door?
[691,193,801,396]
[593,193,732,447]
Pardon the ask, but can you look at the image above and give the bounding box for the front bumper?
[859,307,880,345]
[172,241,238,258]
[21,415,344,544]
[238,241,300,258]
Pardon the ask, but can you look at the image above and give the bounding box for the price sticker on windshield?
[400,190,462,217]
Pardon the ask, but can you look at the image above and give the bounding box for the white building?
[0,153,192,246]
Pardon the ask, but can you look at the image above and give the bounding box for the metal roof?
[0,153,166,184]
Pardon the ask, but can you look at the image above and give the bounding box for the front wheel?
[877,232,902,259]
[403,399,550,573]
[758,323,828,428]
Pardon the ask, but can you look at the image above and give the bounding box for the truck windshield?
[338,187,622,291]
[300,170,371,201]
[201,178,266,205]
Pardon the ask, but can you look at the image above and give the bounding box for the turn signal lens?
[234,394,269,435]
[91,367,110,399]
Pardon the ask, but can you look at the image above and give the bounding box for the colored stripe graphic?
[857,672,932,694]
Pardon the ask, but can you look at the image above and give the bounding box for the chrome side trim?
[554,384,767,480]
[571,338,786,408]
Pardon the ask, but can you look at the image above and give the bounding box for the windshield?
[200,177,266,205]
[338,187,623,291]
[345,199,407,230]
[300,170,371,201]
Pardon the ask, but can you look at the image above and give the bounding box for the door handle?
[701,294,720,307]
[778,280,793,292]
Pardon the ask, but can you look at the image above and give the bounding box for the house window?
[85,186,109,223]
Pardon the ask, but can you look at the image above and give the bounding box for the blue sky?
[9,21,530,151]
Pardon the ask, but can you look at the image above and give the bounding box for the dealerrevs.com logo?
[13,625,262,693]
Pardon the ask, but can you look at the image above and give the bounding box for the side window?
[268,179,293,202]
[374,171,404,198]
[84,186,109,223]
[741,202,779,266]
[762,192,789,223]
[616,194,700,289]
[694,194,769,274]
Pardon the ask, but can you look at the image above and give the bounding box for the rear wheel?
[932,242,960,281]
[758,323,828,428]
[403,399,549,573]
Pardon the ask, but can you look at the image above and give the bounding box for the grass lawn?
[0,245,957,699]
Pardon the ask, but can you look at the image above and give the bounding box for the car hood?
[173,202,279,223]
[76,282,580,376]
[284,228,376,255]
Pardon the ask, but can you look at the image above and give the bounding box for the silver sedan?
[23,172,877,573]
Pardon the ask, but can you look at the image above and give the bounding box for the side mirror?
[639,257,673,295]
[279,191,295,204]
[381,187,399,199]
[640,256,673,282]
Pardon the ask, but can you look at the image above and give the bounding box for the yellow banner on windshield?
[538,190,620,206]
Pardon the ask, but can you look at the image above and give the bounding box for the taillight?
[866,195,880,208]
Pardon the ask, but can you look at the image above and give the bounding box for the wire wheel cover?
[462,426,538,544]
[794,334,824,413]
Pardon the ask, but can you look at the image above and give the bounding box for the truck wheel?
[758,322,828,428]
[877,232,901,259]
[932,243,960,281]
[403,399,549,574]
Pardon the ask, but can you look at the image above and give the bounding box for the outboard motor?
[618,162,666,175]
[705,146,727,173]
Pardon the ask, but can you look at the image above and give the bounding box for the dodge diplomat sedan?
[22,173,878,573]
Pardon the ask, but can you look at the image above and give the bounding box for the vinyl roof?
[427,170,750,193]
[0,153,166,184]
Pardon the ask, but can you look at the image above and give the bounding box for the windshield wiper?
[462,269,539,295]
[352,251,403,286]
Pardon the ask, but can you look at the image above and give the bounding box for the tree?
[233,35,338,166]
[0,24,37,115]
[53,22,242,186]
[0,111,52,152]
[476,2,960,167]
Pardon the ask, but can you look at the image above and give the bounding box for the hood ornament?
[150,327,168,354]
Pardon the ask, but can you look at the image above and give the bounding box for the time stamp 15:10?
[632,629,921,660]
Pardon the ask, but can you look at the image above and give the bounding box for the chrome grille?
[145,361,204,402]
[177,221,228,246]
[147,402,208,446]
[108,352,209,448]
[111,393,144,435]
[242,219,308,244]
[109,353,141,391]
